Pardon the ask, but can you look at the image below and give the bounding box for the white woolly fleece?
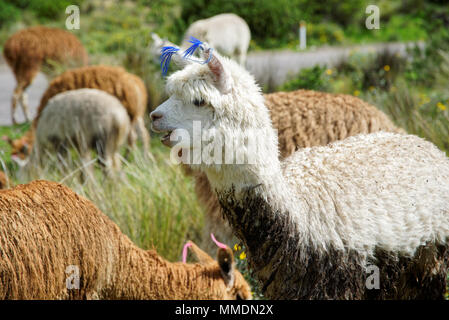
[182,13,251,65]
[282,132,449,257]
[35,88,130,166]
[154,50,449,260]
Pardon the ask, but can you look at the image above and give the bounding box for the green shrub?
[0,2,21,27]
[336,50,407,91]
[405,28,449,87]
[307,22,345,45]
[177,0,367,48]
[278,65,330,92]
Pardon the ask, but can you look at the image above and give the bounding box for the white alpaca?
[181,14,250,66]
[151,47,449,299]
[33,89,130,175]
[151,13,250,66]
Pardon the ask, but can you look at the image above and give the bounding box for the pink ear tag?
[182,242,192,263]
[210,233,227,249]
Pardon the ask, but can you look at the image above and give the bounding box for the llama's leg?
[234,47,247,66]
[238,51,247,66]
[136,117,150,156]
[101,154,114,178]
[124,126,138,159]
[79,150,95,182]
[98,132,120,177]
[19,91,31,122]
[11,85,23,125]
[112,153,122,171]
[13,67,38,124]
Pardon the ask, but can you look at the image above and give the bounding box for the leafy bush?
[405,28,449,87]
[0,2,21,28]
[278,65,330,92]
[307,22,345,45]
[177,0,367,48]
[336,50,407,91]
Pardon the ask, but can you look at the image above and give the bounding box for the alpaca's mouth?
[161,131,173,147]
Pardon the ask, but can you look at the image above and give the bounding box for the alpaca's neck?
[111,245,225,299]
[204,131,313,298]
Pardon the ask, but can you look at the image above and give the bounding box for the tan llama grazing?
[0,180,252,300]
[2,26,88,124]
[189,89,404,252]
[4,65,150,161]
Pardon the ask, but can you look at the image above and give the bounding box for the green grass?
[1,136,205,262]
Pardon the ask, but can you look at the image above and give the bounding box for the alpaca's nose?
[150,111,163,122]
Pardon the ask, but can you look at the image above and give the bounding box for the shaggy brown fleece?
[3,26,88,123]
[3,26,88,89]
[193,89,404,252]
[0,171,8,189]
[7,65,149,158]
[35,65,147,124]
[0,180,251,300]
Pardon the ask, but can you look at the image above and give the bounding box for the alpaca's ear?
[217,247,235,287]
[151,32,162,45]
[1,135,12,144]
[188,241,215,265]
[205,49,232,94]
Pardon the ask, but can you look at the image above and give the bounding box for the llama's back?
[183,14,250,58]
[36,89,130,151]
[282,132,449,256]
[35,65,138,127]
[2,26,87,79]
[0,180,125,299]
[266,90,403,158]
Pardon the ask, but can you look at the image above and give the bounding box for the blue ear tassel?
[160,37,213,76]
[160,46,180,76]
[183,36,204,59]
[183,36,214,64]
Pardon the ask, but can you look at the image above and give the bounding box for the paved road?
[246,41,424,89]
[0,41,423,126]
[0,63,48,126]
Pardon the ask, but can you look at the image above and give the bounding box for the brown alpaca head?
[187,241,252,300]
[2,135,32,162]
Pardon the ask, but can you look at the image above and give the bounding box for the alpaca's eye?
[21,145,29,155]
[193,98,206,107]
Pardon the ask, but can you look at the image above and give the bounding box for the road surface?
[0,63,48,126]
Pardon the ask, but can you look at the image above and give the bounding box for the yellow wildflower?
[239,251,246,260]
[233,244,238,251]
[326,69,333,75]
[353,90,360,97]
[437,102,447,111]
[383,65,390,72]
